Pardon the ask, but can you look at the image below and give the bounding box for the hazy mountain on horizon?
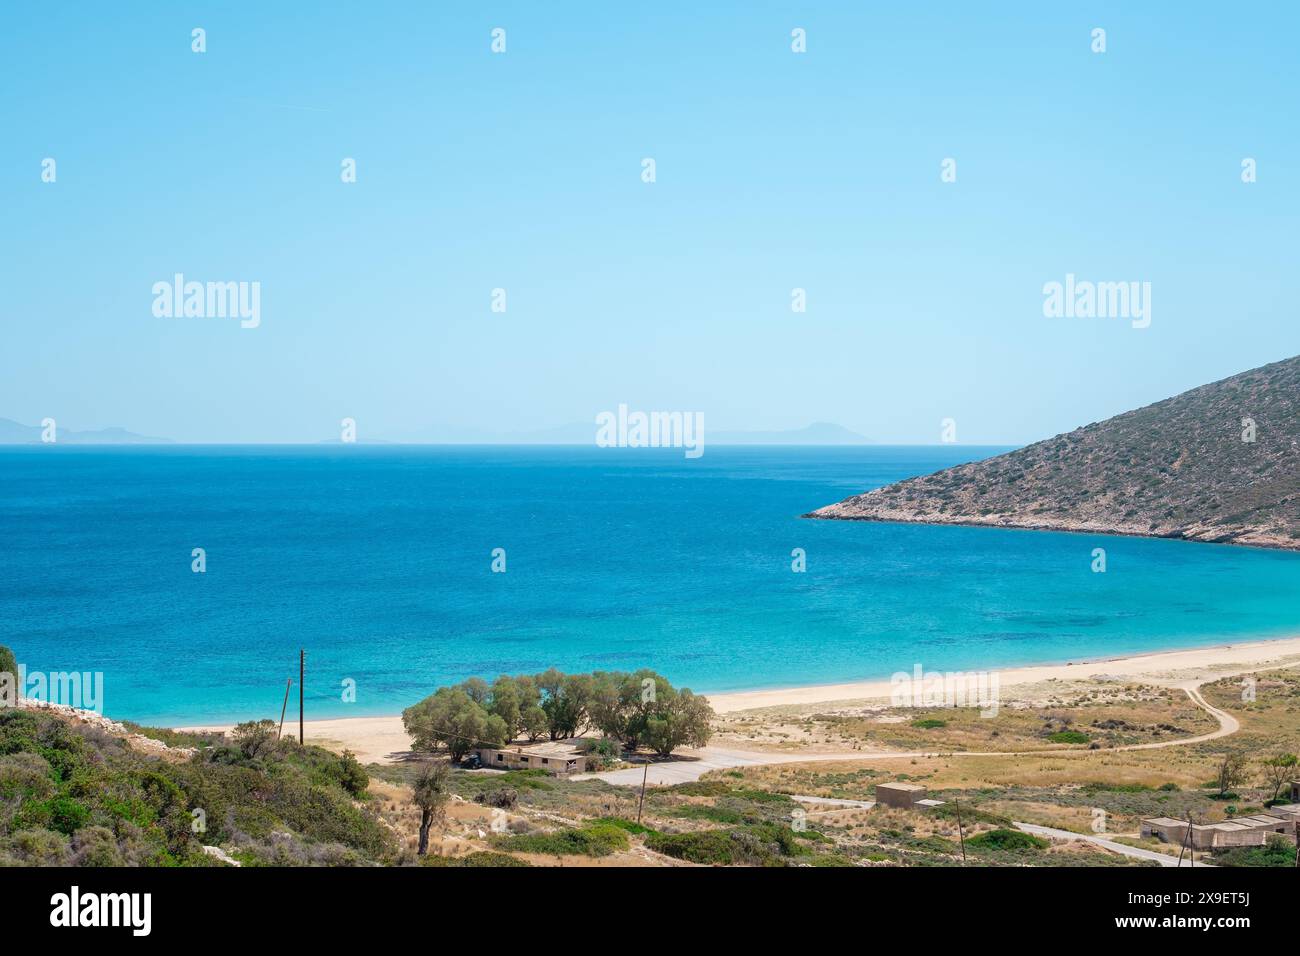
[391,420,870,445]
[710,422,869,445]
[0,416,872,446]
[0,418,173,445]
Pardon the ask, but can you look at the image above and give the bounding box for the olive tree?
[402,687,507,761]
[413,760,452,856]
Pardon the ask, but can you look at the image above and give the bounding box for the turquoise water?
[1,445,1297,725]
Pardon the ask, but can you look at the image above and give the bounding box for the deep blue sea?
[2,445,1298,726]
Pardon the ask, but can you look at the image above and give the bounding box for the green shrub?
[911,718,948,729]
[0,645,18,683]
[492,823,630,857]
[928,802,1012,827]
[966,828,1048,851]
[0,753,56,801]
[1047,730,1090,744]
[0,708,396,867]
[37,796,91,835]
[1215,835,1295,867]
[71,826,125,866]
[422,850,531,867]
[594,817,658,835]
[646,823,810,866]
[337,750,368,797]
[646,829,746,865]
[0,711,42,756]
[3,828,71,865]
[581,737,624,770]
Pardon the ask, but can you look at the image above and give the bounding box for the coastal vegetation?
[5,639,1297,868]
[401,668,714,758]
[0,706,394,866]
[491,822,630,857]
[413,760,452,855]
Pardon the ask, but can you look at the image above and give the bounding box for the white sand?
[181,635,1300,763]
[705,636,1300,712]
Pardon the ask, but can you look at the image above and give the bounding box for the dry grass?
[713,681,1217,754]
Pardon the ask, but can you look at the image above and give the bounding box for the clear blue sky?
[2,2,1296,443]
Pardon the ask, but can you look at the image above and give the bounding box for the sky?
[2,2,1297,443]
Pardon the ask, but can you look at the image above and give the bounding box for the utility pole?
[954,798,967,864]
[277,678,292,740]
[299,649,305,745]
[1177,814,1194,867]
[636,755,650,825]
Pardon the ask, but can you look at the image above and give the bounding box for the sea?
[2,445,1297,726]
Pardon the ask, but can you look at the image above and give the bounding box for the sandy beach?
[182,635,1300,764]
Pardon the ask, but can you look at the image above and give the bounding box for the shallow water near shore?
[2,445,1298,726]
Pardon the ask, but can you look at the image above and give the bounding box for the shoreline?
[804,512,1300,553]
[179,633,1300,763]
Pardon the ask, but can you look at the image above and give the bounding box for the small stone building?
[1269,802,1300,823]
[1141,813,1292,851]
[475,741,586,776]
[875,782,928,809]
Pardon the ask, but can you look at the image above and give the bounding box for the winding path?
[579,680,1241,787]
[1013,822,1213,867]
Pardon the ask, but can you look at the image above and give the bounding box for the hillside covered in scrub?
[0,706,393,867]
[808,355,1300,550]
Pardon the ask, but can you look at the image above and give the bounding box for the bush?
[231,720,278,760]
[1215,835,1295,868]
[492,823,630,857]
[37,796,91,835]
[0,753,56,802]
[966,828,1048,851]
[581,737,623,770]
[911,718,947,729]
[0,645,18,684]
[337,750,368,797]
[646,829,746,865]
[3,828,71,865]
[1047,730,1091,744]
[421,850,531,867]
[474,788,518,810]
[594,817,658,835]
[929,802,1012,827]
[646,823,810,866]
[71,826,125,866]
[0,708,395,867]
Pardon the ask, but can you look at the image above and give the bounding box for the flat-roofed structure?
[476,741,586,776]
[1141,817,1187,841]
[1267,802,1300,822]
[1142,813,1292,851]
[875,782,928,809]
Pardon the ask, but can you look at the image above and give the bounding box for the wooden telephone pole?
[1176,814,1195,867]
[299,649,305,745]
[277,678,292,740]
[954,798,967,864]
[636,755,650,824]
